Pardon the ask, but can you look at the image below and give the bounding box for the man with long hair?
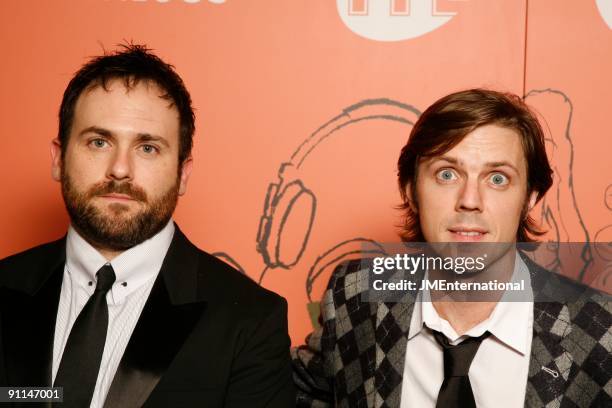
[293,89,611,407]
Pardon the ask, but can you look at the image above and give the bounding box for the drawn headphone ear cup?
[223,99,420,283]
[257,99,420,281]
[257,179,316,268]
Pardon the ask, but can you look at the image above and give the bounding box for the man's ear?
[178,156,193,196]
[527,190,538,212]
[50,139,62,182]
[405,182,418,213]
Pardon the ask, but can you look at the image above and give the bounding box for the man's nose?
[107,147,133,181]
[455,178,483,212]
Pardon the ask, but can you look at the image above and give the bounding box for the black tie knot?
[95,264,116,293]
[432,330,491,377]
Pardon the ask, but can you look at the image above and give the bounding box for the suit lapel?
[525,301,574,406]
[104,226,207,408]
[373,268,420,408]
[1,238,65,389]
[523,255,576,407]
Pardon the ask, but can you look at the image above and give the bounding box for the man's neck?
[96,247,124,261]
[432,301,497,336]
[428,245,519,336]
[70,225,127,261]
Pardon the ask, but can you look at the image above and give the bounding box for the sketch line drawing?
[290,98,420,168]
[214,99,420,287]
[256,99,420,284]
[525,89,592,280]
[594,184,612,286]
[211,251,246,275]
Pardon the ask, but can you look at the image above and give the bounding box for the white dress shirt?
[400,254,534,408]
[52,221,175,408]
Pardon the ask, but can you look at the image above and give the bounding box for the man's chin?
[94,201,142,217]
[61,172,180,251]
[74,218,161,251]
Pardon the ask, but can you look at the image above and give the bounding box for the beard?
[61,170,180,251]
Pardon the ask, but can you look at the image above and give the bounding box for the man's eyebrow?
[483,161,520,174]
[428,155,459,165]
[78,126,112,138]
[77,127,170,148]
[136,133,170,148]
[428,156,520,174]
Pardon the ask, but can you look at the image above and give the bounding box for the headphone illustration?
[254,98,421,293]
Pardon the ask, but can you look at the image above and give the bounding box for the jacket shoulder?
[196,250,287,313]
[325,257,373,294]
[524,254,611,304]
[0,238,65,292]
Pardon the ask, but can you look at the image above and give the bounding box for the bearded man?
[0,44,294,408]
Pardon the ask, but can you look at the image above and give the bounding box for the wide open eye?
[436,169,457,182]
[489,172,509,186]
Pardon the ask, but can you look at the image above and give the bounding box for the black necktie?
[432,330,491,408]
[54,264,116,407]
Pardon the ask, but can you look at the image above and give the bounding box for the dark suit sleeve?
[225,296,296,408]
[0,304,5,386]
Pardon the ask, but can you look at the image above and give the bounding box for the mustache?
[87,181,148,202]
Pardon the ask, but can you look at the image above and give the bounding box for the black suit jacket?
[0,225,296,407]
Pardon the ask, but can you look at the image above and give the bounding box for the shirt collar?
[408,252,533,355]
[65,220,175,304]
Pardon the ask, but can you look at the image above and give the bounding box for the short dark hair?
[58,43,195,164]
[397,88,553,242]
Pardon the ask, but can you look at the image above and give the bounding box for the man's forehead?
[76,78,177,112]
[74,78,178,116]
[422,125,526,169]
[69,78,180,145]
[83,76,167,96]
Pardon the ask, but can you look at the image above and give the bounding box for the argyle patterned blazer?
[292,255,612,408]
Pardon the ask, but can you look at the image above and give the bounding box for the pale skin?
[50,79,193,260]
[407,125,538,335]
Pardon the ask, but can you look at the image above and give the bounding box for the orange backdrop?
[1,0,610,344]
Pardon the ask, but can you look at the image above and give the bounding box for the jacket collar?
[523,254,575,407]
[373,267,419,408]
[102,225,209,407]
[157,224,209,304]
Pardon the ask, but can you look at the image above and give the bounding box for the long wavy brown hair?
[397,89,553,242]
